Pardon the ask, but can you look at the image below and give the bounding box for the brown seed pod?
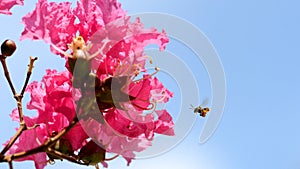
[1,39,16,57]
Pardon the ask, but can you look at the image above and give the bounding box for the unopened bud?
[1,39,16,57]
[78,140,106,165]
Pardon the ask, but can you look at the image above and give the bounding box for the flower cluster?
[2,0,175,168]
[7,70,88,169]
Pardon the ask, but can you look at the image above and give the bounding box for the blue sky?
[1,0,300,169]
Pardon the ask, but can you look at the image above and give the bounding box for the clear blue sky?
[1,0,300,169]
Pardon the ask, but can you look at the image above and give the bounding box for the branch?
[1,117,79,162]
[1,125,26,155]
[0,57,38,155]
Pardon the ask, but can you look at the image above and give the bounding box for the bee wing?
[200,98,209,106]
[189,104,195,109]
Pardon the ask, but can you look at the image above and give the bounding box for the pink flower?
[63,123,88,150]
[91,17,169,79]
[20,0,77,56]
[38,69,76,122]
[7,110,70,169]
[105,109,155,139]
[27,69,88,149]
[80,119,152,166]
[20,0,168,63]
[0,0,23,15]
[104,109,174,139]
[18,0,174,167]
[7,69,90,169]
[73,0,126,40]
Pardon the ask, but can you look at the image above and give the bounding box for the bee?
[190,98,210,117]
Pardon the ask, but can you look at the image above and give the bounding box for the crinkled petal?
[26,81,46,112]
[150,77,173,103]
[20,0,77,56]
[154,110,175,136]
[6,124,48,169]
[128,76,152,111]
[91,16,169,78]
[63,123,88,150]
[0,0,23,15]
[73,0,125,40]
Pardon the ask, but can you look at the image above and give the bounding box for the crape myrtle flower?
[6,70,88,169]
[6,0,175,168]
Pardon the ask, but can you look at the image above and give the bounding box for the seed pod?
[1,39,16,57]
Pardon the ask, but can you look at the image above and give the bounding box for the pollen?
[70,36,86,51]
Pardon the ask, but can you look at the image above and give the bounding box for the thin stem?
[2,145,45,162]
[1,125,26,155]
[0,117,79,162]
[46,148,88,166]
[0,56,17,96]
[44,117,79,147]
[1,94,83,161]
[20,56,38,96]
[8,160,13,169]
[105,154,119,161]
[16,96,24,124]
[0,124,40,156]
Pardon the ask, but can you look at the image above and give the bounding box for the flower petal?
[0,0,23,15]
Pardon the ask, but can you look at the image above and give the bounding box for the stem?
[8,160,13,169]
[20,57,38,96]
[0,117,79,162]
[0,56,17,96]
[16,96,24,124]
[1,93,83,161]
[44,117,79,147]
[0,57,38,156]
[105,154,119,161]
[1,125,26,155]
[46,148,88,166]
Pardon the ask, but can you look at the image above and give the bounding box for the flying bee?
[190,98,210,117]
[191,105,210,117]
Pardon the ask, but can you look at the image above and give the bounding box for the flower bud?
[1,39,16,57]
[78,140,106,165]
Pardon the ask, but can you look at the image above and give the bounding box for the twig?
[1,94,82,161]
[20,56,38,96]
[0,56,84,166]
[1,125,26,155]
[0,56,17,96]
[8,160,13,169]
[18,56,38,123]
[105,154,119,161]
[15,96,24,124]
[1,117,79,162]
[46,148,88,166]
[0,124,40,156]
[0,57,38,156]
[45,117,79,148]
